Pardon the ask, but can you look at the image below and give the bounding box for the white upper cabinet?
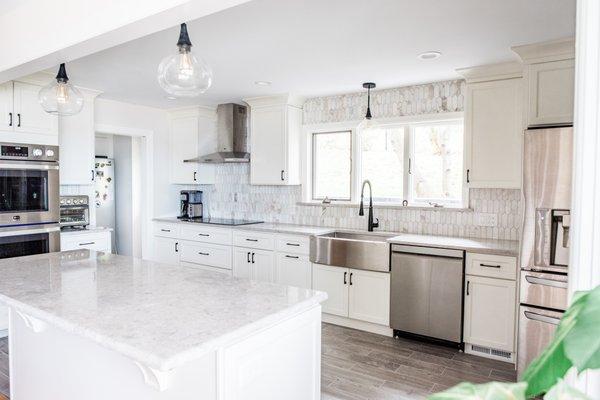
[458,62,524,189]
[169,108,216,185]
[244,95,303,185]
[59,89,100,185]
[0,79,58,145]
[512,38,575,127]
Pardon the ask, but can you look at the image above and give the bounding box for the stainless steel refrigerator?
[517,126,572,377]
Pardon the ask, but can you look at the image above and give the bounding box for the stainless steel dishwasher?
[390,244,464,346]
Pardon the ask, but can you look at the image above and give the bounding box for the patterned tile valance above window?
[303,79,466,125]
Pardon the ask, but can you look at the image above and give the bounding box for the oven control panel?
[0,142,59,162]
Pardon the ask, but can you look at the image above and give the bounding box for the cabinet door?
[13,82,58,136]
[251,249,275,283]
[312,264,348,317]
[153,236,179,265]
[170,116,199,184]
[464,275,516,352]
[528,59,575,126]
[348,269,390,325]
[0,82,13,133]
[59,95,95,184]
[465,78,523,188]
[233,248,252,279]
[276,253,311,289]
[250,106,287,185]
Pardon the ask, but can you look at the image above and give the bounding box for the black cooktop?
[178,217,264,226]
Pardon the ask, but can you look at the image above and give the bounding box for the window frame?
[304,113,466,208]
[311,130,353,202]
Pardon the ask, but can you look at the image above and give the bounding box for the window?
[310,119,464,207]
[312,131,352,200]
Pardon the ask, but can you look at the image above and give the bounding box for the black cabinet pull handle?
[193,171,197,181]
[251,252,255,264]
[17,113,21,127]
[285,255,299,259]
[480,263,502,269]
[175,242,179,252]
[466,169,470,183]
[160,229,171,232]
[247,252,250,263]
[245,238,258,242]
[91,170,94,181]
[281,170,285,181]
[78,242,95,246]
[198,252,209,256]
[466,280,470,295]
[343,272,347,285]
[286,243,300,247]
[8,113,12,127]
[197,233,210,237]
[408,158,412,175]
[349,272,353,285]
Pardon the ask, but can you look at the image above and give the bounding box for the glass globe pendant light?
[38,63,84,116]
[358,82,377,130]
[157,23,212,97]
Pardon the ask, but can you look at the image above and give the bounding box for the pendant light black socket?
[56,63,69,83]
[177,23,193,48]
[363,82,376,120]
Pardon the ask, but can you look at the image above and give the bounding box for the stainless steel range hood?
[184,103,249,164]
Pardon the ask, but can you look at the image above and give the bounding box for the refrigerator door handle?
[525,275,568,289]
[524,311,561,326]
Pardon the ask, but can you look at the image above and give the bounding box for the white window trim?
[302,112,467,208]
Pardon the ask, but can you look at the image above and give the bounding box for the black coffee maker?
[178,190,203,219]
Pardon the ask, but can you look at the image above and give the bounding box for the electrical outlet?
[477,213,498,227]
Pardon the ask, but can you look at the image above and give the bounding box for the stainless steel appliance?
[390,244,464,346]
[518,126,573,377]
[0,142,59,227]
[177,217,262,226]
[60,195,90,228]
[178,190,203,219]
[0,224,60,259]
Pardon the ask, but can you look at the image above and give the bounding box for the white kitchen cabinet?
[233,247,275,283]
[526,59,575,126]
[153,236,180,265]
[59,90,99,185]
[169,109,215,185]
[464,78,523,188]
[60,230,112,253]
[233,248,252,279]
[464,275,516,353]
[245,95,303,185]
[312,264,349,317]
[179,241,232,270]
[348,269,390,326]
[0,81,58,144]
[276,253,311,289]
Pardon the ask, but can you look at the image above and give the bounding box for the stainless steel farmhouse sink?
[309,231,394,272]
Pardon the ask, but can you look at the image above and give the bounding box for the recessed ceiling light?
[417,51,442,60]
[254,81,272,86]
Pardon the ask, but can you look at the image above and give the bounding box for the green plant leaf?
[428,381,527,400]
[543,379,591,400]
[521,296,585,397]
[564,286,600,372]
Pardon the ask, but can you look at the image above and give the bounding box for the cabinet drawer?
[233,230,275,250]
[180,241,232,269]
[180,225,232,245]
[153,222,180,238]
[61,233,111,252]
[276,235,310,255]
[181,261,233,276]
[466,253,517,280]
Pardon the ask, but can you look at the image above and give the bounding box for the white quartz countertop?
[60,226,113,236]
[387,234,519,256]
[0,251,327,371]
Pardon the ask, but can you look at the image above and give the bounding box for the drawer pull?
[79,242,96,246]
[197,233,210,237]
[480,263,502,269]
[524,311,561,325]
[160,229,171,232]
[286,243,300,247]
[245,238,258,242]
[285,255,299,259]
[525,275,568,288]
[198,252,210,256]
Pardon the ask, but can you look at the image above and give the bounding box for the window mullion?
[404,125,411,204]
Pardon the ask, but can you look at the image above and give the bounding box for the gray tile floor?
[0,324,516,399]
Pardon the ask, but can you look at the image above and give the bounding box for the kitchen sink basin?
[309,231,395,272]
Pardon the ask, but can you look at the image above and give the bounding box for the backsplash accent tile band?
[200,164,522,241]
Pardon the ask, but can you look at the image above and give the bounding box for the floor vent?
[468,344,513,361]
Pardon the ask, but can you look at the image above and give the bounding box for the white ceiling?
[65,0,576,109]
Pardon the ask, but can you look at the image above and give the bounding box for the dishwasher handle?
[391,244,464,259]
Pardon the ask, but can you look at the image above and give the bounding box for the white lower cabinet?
[153,236,180,265]
[233,247,275,283]
[60,230,112,253]
[312,263,390,326]
[275,253,311,289]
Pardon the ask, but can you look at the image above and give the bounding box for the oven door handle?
[525,275,568,288]
[524,311,561,326]
[0,162,59,170]
[0,224,60,237]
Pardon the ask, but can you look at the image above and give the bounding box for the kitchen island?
[0,250,326,400]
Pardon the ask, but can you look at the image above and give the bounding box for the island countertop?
[0,250,327,371]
